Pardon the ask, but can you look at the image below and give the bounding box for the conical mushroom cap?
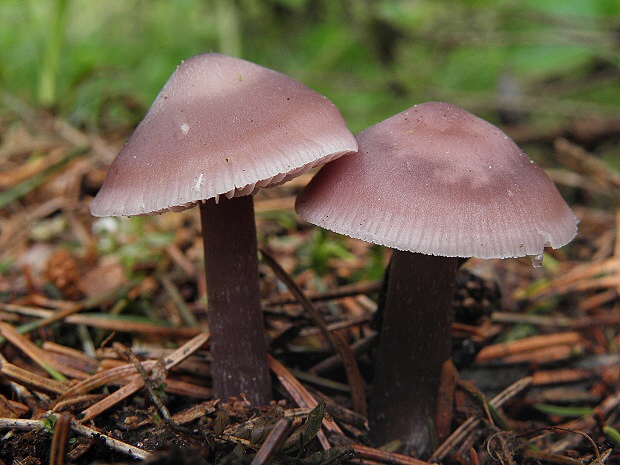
[296,102,578,259]
[90,53,358,216]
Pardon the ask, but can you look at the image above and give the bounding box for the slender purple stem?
[199,195,271,405]
[370,251,458,455]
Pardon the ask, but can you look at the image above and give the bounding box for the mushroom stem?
[370,251,458,455]
[199,195,272,405]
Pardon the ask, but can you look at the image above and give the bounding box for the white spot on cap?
[193,173,204,192]
[181,122,190,134]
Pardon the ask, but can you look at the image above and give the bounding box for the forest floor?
[0,95,619,465]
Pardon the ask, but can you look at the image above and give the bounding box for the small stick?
[298,315,372,337]
[224,408,312,438]
[309,334,377,375]
[350,444,432,465]
[261,249,367,418]
[56,362,157,400]
[521,449,587,465]
[53,394,105,413]
[0,358,71,395]
[164,243,197,278]
[0,302,202,338]
[78,377,144,422]
[525,258,619,301]
[50,413,72,465]
[0,393,28,417]
[0,418,45,430]
[0,321,87,380]
[0,414,151,460]
[112,342,174,424]
[431,377,533,462]
[159,273,200,328]
[63,332,210,402]
[435,360,458,444]
[70,419,151,460]
[61,332,209,421]
[162,378,212,398]
[475,332,582,362]
[250,418,293,465]
[579,288,618,312]
[548,392,620,454]
[264,280,382,306]
[502,344,579,364]
[14,285,133,339]
[554,138,620,192]
[531,368,595,386]
[42,341,100,374]
[491,311,620,329]
[267,355,338,449]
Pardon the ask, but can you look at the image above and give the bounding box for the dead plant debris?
[0,96,618,465]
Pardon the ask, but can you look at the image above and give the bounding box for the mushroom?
[295,102,577,454]
[90,53,358,405]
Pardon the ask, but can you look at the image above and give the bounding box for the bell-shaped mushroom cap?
[296,102,578,259]
[90,54,358,217]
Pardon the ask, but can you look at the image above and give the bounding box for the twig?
[42,341,99,374]
[52,394,105,413]
[431,377,533,462]
[435,360,458,444]
[0,146,89,210]
[475,332,582,363]
[531,368,596,386]
[548,391,620,454]
[0,358,72,395]
[0,302,202,337]
[554,138,620,193]
[50,413,72,465]
[491,312,620,329]
[0,321,87,380]
[261,249,367,418]
[223,408,313,438]
[309,333,377,375]
[0,414,151,460]
[0,144,66,189]
[264,280,382,306]
[0,417,46,430]
[298,314,372,337]
[267,355,338,450]
[113,342,174,423]
[164,243,197,278]
[350,444,432,465]
[525,427,605,464]
[70,419,151,460]
[291,369,351,393]
[78,377,144,422]
[56,332,209,421]
[523,253,619,303]
[250,418,293,465]
[11,280,141,340]
[159,273,200,328]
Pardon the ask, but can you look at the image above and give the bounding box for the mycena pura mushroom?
[91,53,358,405]
[296,102,577,454]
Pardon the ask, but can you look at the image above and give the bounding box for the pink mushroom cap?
[90,53,358,217]
[296,102,578,259]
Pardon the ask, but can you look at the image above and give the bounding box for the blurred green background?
[1,0,619,135]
